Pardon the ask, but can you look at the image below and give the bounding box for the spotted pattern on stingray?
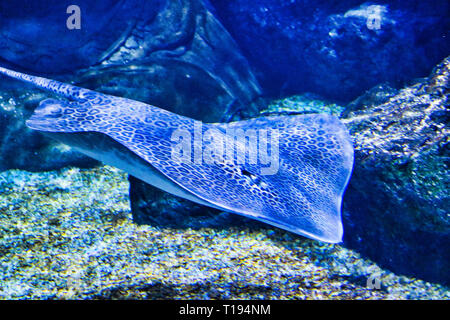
[1,66,354,243]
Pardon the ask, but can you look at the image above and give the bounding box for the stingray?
[0,67,353,243]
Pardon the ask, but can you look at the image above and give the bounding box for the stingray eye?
[36,99,63,118]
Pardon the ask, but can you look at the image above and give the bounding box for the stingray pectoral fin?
[110,113,353,243]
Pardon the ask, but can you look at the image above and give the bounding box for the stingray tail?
[0,66,92,100]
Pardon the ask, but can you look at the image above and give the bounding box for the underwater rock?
[342,56,449,285]
[0,0,261,120]
[0,0,139,73]
[74,0,262,121]
[341,84,398,118]
[210,0,450,101]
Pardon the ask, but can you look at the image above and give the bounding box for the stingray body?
[0,67,353,243]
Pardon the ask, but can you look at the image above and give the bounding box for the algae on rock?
[342,56,449,285]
